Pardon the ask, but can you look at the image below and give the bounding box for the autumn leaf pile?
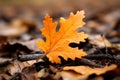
[37,11,88,63]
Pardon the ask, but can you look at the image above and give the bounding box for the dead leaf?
[21,67,37,80]
[0,20,28,37]
[37,69,49,78]
[61,71,87,80]
[0,74,10,80]
[112,43,120,50]
[60,70,104,80]
[8,60,30,75]
[37,11,88,63]
[0,42,32,58]
[89,35,112,48]
[0,19,37,38]
[18,38,41,51]
[63,64,117,76]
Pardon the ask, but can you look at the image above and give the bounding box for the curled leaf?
[63,64,117,75]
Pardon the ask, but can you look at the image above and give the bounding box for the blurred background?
[0,0,120,42]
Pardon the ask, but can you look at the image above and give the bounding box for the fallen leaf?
[63,64,117,76]
[0,20,28,37]
[61,71,87,80]
[0,74,10,80]
[20,67,37,80]
[89,35,112,48]
[0,42,32,58]
[37,11,88,63]
[8,60,30,75]
[18,38,41,51]
[60,71,104,80]
[37,69,49,78]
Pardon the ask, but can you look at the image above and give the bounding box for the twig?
[84,54,120,63]
[18,53,45,61]
[80,58,103,67]
[100,34,108,54]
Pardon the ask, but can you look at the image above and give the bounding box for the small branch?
[18,53,45,61]
[84,54,114,60]
[58,57,103,68]
[84,54,120,63]
[80,58,103,67]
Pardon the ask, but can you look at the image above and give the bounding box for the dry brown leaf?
[0,20,27,37]
[37,11,88,63]
[60,71,104,80]
[8,60,30,75]
[21,67,37,80]
[61,71,87,80]
[18,38,41,51]
[89,35,112,48]
[63,64,117,76]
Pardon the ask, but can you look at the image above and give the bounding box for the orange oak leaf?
[37,11,88,63]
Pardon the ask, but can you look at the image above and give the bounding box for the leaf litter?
[0,1,120,80]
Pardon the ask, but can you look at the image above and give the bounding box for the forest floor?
[0,0,120,80]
